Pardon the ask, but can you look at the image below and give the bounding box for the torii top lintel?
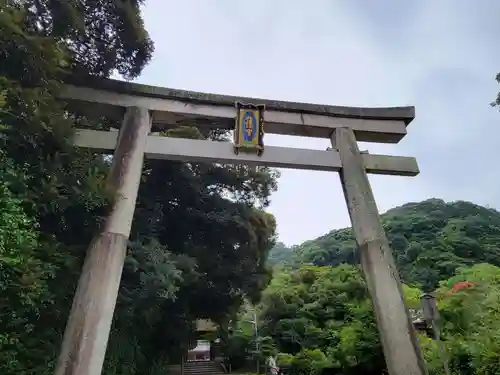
[61,75,415,144]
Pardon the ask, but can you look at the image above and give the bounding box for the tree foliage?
[271,199,500,291]
[19,0,154,79]
[267,241,293,266]
[492,72,500,108]
[223,261,500,375]
[262,200,500,375]
[259,265,385,375]
[0,2,278,375]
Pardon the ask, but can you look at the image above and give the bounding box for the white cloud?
[137,0,500,245]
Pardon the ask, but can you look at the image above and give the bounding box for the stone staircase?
[183,361,226,375]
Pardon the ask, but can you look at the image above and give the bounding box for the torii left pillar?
[54,106,151,375]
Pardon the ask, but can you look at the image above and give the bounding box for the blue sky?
[135,0,500,246]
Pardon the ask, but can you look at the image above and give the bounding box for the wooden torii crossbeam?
[54,77,427,375]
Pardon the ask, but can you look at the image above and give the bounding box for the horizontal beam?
[64,76,415,124]
[74,129,419,176]
[61,85,410,143]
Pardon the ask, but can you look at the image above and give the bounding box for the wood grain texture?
[333,127,428,375]
[54,107,151,375]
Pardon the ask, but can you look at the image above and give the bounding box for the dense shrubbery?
[261,201,500,375]
[227,261,500,375]
[0,2,277,374]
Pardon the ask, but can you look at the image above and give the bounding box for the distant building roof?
[189,340,210,352]
[196,319,216,332]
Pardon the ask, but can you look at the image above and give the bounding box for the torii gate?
[54,77,428,375]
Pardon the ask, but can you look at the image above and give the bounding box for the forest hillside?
[268,199,500,291]
[235,199,500,375]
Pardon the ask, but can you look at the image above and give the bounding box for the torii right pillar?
[332,127,428,375]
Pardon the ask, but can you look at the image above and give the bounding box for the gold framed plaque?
[233,102,265,156]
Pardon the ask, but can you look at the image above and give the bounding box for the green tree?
[267,242,293,266]
[0,2,153,373]
[259,265,386,375]
[20,0,153,79]
[435,264,500,375]
[1,2,280,374]
[0,152,54,375]
[277,199,500,291]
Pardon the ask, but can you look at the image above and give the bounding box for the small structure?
[421,293,439,322]
[196,319,217,332]
[419,294,451,375]
[187,340,211,362]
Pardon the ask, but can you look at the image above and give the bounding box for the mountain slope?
[266,241,294,266]
[269,199,500,290]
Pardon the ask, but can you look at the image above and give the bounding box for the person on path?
[267,355,279,375]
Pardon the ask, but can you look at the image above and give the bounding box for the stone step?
[183,362,224,375]
[184,370,222,373]
[184,370,221,373]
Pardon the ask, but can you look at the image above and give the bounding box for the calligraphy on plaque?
[233,102,265,156]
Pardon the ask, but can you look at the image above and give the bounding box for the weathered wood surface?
[54,107,151,375]
[333,127,428,375]
[73,129,420,176]
[60,76,415,143]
